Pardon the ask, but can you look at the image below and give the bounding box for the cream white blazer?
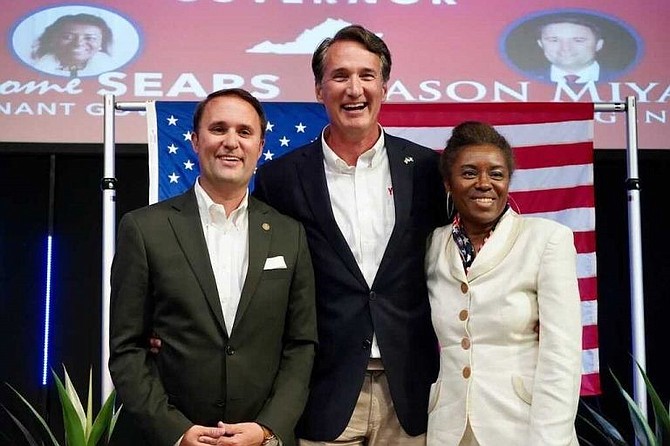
[425,209,581,446]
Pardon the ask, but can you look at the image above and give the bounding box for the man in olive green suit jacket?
[109,88,317,446]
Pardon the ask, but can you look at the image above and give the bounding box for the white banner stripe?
[511,164,593,191]
[582,300,598,326]
[524,208,595,232]
[582,348,600,374]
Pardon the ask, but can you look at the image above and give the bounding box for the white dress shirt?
[194,179,249,335]
[322,127,395,358]
[551,60,601,83]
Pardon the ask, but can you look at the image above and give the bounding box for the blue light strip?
[41,235,53,386]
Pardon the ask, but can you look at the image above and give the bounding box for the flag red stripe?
[583,325,599,350]
[514,142,594,169]
[380,103,593,126]
[578,277,598,301]
[574,231,597,254]
[581,374,602,396]
[510,186,594,214]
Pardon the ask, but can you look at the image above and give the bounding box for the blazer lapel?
[375,135,413,277]
[168,189,227,335]
[298,142,368,287]
[233,197,271,331]
[466,209,522,282]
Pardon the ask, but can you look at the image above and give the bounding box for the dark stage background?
[0,144,668,445]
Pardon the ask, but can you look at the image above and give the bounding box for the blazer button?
[362,339,372,350]
[369,291,376,301]
[461,337,471,350]
[459,309,468,321]
[215,401,226,408]
[225,346,235,356]
[460,283,468,294]
[462,366,471,379]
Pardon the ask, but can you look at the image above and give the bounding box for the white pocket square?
[264,256,287,270]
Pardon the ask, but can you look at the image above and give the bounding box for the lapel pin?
[262,223,270,231]
[404,156,414,165]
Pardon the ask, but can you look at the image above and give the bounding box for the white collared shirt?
[194,179,249,335]
[551,61,601,83]
[322,126,395,358]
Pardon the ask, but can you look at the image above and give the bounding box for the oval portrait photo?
[500,9,642,84]
[11,4,142,78]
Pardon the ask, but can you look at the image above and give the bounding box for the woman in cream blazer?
[426,121,581,446]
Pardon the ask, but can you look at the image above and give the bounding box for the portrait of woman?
[31,13,115,78]
[11,5,141,78]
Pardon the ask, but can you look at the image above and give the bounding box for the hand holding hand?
[178,424,226,446]
[199,421,266,446]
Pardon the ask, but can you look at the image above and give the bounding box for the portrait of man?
[536,16,604,83]
[11,5,141,78]
[502,9,641,84]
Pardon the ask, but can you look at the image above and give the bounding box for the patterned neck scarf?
[451,204,509,273]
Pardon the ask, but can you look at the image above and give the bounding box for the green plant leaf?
[61,365,86,430]
[635,361,670,444]
[85,368,93,441]
[579,401,628,445]
[108,404,123,443]
[86,390,116,446]
[53,370,87,446]
[1,403,47,446]
[610,370,656,446]
[5,383,61,446]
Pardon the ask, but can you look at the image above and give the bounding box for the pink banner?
[1,0,667,148]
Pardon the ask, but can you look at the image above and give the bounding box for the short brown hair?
[192,88,267,139]
[311,24,392,85]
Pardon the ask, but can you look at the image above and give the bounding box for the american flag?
[147,101,600,396]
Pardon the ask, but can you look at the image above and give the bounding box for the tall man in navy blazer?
[109,88,317,446]
[254,25,448,445]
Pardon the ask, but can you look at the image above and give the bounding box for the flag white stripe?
[511,164,593,192]
[524,208,595,232]
[497,120,594,147]
[386,120,592,150]
[577,252,597,280]
[147,101,159,205]
[582,348,600,374]
[582,300,598,326]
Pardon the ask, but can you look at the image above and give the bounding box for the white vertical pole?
[101,94,116,401]
[624,95,647,420]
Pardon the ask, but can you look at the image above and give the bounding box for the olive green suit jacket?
[109,189,317,446]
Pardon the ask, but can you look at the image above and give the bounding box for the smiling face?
[191,95,264,200]
[315,40,387,146]
[446,144,511,234]
[54,23,103,66]
[538,22,603,72]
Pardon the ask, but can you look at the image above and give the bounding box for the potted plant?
[579,361,669,446]
[2,365,121,446]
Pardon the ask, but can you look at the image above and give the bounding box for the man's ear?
[190,132,199,154]
[257,139,265,162]
[315,82,323,103]
[596,38,604,52]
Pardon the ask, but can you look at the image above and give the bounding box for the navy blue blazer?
[253,132,448,440]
